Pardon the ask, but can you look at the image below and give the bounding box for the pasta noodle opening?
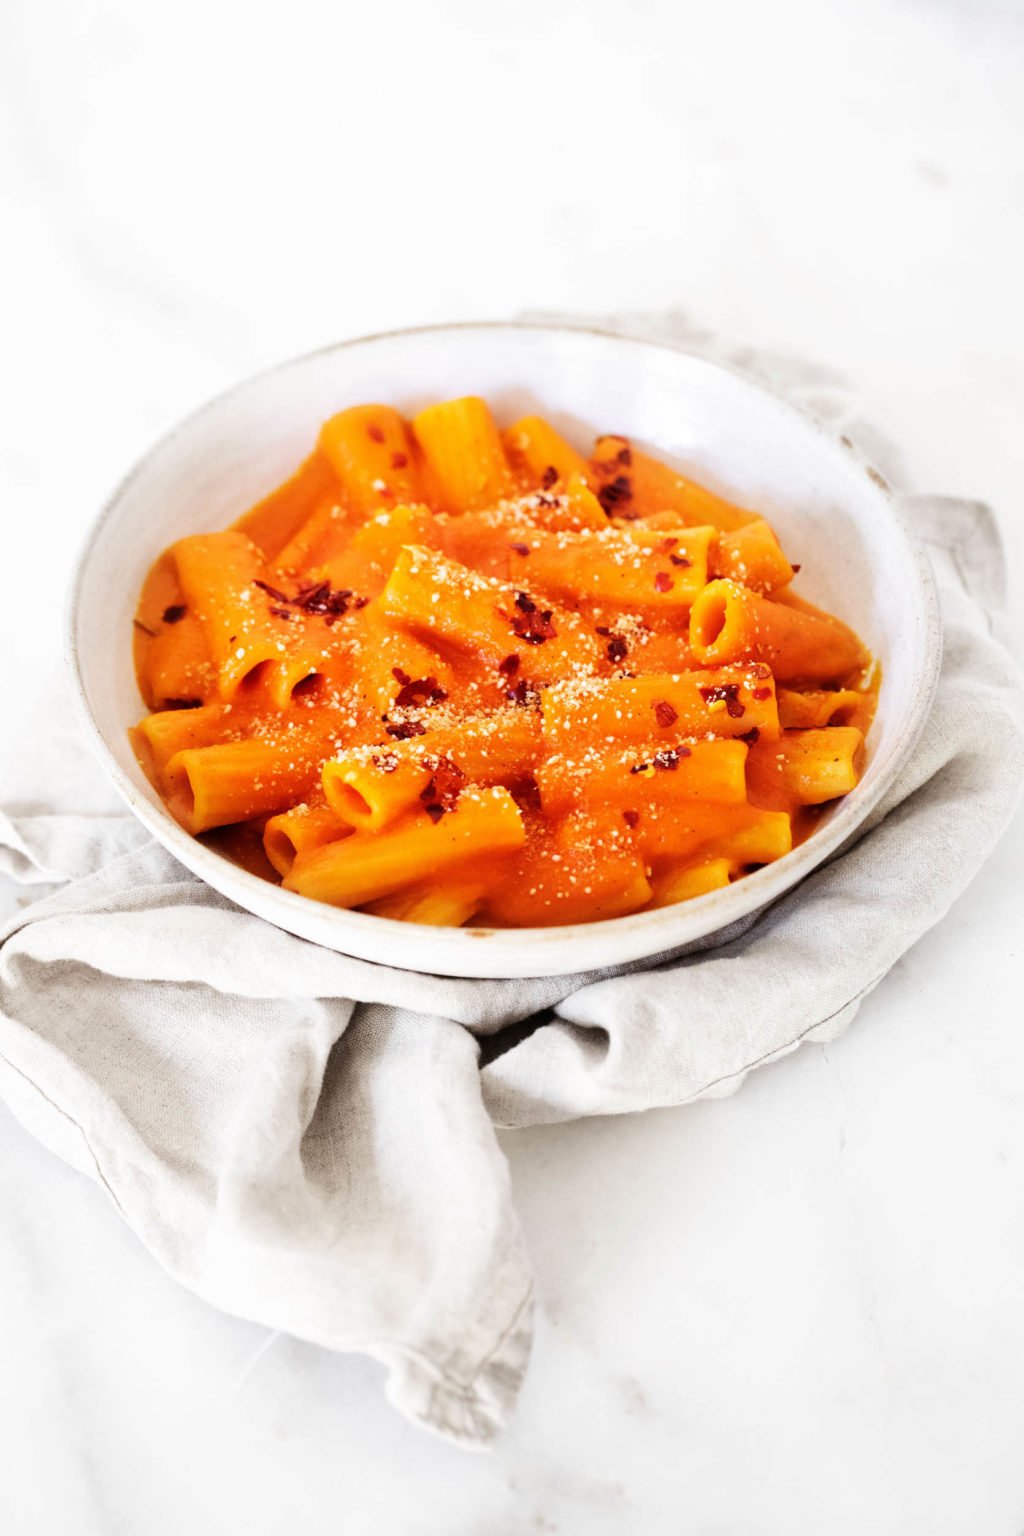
[692,587,728,647]
[264,824,301,876]
[290,672,323,700]
[826,702,856,727]
[329,782,375,826]
[168,762,198,827]
[238,659,275,694]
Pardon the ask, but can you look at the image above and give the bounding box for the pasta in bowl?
[67,324,939,977]
[130,399,877,928]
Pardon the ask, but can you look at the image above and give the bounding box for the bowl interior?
[68,324,938,978]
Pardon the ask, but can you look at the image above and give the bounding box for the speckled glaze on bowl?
[66,323,941,978]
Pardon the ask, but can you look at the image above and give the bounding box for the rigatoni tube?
[412,397,511,512]
[284,786,525,908]
[263,804,352,877]
[689,579,867,684]
[746,727,865,808]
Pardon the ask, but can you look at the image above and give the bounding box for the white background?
[1,1,1023,1532]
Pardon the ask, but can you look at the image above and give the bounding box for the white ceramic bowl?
[66,322,941,978]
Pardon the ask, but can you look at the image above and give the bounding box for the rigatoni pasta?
[131,395,878,928]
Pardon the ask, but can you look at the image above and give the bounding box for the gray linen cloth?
[1,319,1022,1446]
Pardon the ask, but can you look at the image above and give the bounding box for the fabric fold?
[0,890,535,1445]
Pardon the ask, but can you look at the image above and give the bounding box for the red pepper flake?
[254,579,290,603]
[622,808,640,828]
[508,774,542,813]
[698,682,746,718]
[597,475,632,516]
[258,578,359,624]
[391,451,408,468]
[630,746,690,775]
[606,636,628,664]
[270,606,296,620]
[658,536,678,552]
[509,542,530,557]
[162,604,187,624]
[499,655,528,702]
[510,593,556,644]
[653,571,673,593]
[296,580,352,612]
[133,618,157,638]
[366,423,385,443]
[617,445,633,467]
[164,697,203,710]
[791,563,801,573]
[392,667,411,684]
[394,675,448,709]
[295,581,356,624]
[594,624,612,636]
[385,720,427,740]
[752,686,772,701]
[541,465,558,490]
[419,756,465,820]
[739,727,761,744]
[653,699,678,729]
[669,553,692,568]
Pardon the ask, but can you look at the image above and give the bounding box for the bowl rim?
[64,319,943,978]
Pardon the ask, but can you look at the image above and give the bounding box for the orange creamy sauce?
[131,402,878,928]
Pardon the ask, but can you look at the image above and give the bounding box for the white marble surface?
[2,0,1023,1531]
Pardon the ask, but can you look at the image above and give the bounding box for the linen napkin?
[1,319,1022,1447]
